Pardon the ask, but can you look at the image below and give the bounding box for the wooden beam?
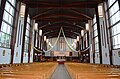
[41,22,82,30]
[70,9,92,19]
[46,33,77,39]
[36,18,88,22]
[34,14,91,20]
[21,5,29,63]
[42,26,80,35]
[27,1,98,8]
[43,29,79,36]
[32,9,53,19]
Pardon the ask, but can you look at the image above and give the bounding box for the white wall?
[0,48,11,64]
[112,49,120,65]
[23,52,28,63]
[90,44,93,63]
[45,37,76,56]
[30,52,33,63]
[95,53,100,64]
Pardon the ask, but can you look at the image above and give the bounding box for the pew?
[0,62,57,79]
[65,62,120,79]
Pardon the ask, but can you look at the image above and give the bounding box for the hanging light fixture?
[34,23,38,31]
[39,29,42,36]
[46,39,49,43]
[86,23,89,31]
[77,36,79,41]
[48,42,51,46]
[72,42,75,47]
[74,39,77,43]
[44,36,46,41]
[98,5,103,17]
[81,30,84,37]
[20,4,25,17]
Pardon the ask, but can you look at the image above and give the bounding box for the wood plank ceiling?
[19,0,104,38]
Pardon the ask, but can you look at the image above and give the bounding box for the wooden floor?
[0,62,120,79]
[65,62,120,79]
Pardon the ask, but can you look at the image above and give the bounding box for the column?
[118,0,120,8]
[95,7,102,64]
[21,5,29,63]
[33,31,36,62]
[87,31,89,47]
[28,20,33,63]
[10,1,21,64]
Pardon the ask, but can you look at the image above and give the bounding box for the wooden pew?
[65,62,120,79]
[0,62,57,79]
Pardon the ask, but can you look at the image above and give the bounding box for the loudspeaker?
[69,52,72,56]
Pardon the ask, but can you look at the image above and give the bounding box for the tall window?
[35,32,38,47]
[24,15,31,53]
[107,0,120,49]
[84,32,88,48]
[0,0,16,48]
[93,15,99,53]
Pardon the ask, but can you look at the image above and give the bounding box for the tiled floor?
[51,64,71,79]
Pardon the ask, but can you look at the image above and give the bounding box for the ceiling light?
[74,39,77,43]
[86,23,89,31]
[77,36,79,41]
[34,23,38,31]
[20,4,25,17]
[44,36,46,41]
[98,5,103,18]
[81,30,84,37]
[46,39,49,43]
[39,29,42,36]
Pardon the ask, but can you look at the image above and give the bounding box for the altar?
[57,59,66,64]
[57,56,66,64]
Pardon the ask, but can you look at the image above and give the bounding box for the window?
[107,0,120,49]
[0,0,16,48]
[35,33,38,47]
[24,15,31,52]
[84,32,88,48]
[93,15,99,53]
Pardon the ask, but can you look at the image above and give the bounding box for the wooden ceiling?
[19,0,104,38]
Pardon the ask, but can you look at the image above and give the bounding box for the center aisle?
[51,64,71,79]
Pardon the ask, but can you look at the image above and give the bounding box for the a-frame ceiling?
[19,0,105,38]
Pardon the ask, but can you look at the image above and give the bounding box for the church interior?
[0,0,120,79]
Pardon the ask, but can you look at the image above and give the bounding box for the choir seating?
[65,62,120,79]
[0,62,57,79]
